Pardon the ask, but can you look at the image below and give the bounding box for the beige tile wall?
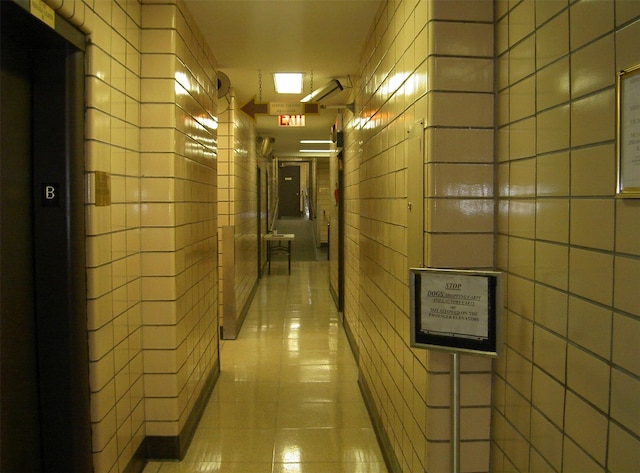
[343,1,494,471]
[315,160,331,244]
[494,0,640,471]
[329,150,341,303]
[49,0,219,471]
[217,92,268,335]
[345,0,639,472]
[140,0,218,446]
[342,103,362,357]
[424,3,495,472]
[80,1,147,470]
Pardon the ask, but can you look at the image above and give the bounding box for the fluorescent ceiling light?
[274,73,303,94]
[299,149,332,153]
[300,79,343,103]
[300,140,333,144]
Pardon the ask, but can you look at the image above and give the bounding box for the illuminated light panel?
[300,140,332,144]
[273,73,303,94]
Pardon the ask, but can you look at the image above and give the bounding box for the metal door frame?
[0,3,91,471]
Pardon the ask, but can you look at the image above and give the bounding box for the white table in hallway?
[264,233,295,274]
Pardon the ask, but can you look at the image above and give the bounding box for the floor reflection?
[143,261,388,473]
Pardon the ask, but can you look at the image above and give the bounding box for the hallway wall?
[139,0,219,456]
[217,91,268,335]
[494,1,640,471]
[329,151,341,303]
[344,1,494,472]
[343,1,495,471]
[315,159,331,245]
[340,1,640,473]
[81,2,147,470]
[46,0,219,471]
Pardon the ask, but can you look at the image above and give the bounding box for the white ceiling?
[187,0,382,158]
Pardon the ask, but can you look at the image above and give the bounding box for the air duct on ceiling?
[217,71,231,98]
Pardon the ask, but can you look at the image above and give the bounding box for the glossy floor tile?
[143,261,388,473]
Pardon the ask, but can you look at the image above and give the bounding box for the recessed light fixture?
[299,149,333,153]
[273,73,303,94]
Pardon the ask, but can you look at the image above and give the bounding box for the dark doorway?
[337,156,345,311]
[257,166,262,278]
[0,2,91,471]
[278,164,301,217]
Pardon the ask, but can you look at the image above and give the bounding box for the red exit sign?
[278,115,306,127]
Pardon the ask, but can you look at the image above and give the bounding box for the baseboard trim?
[329,283,339,309]
[124,357,221,471]
[358,373,402,473]
[342,314,359,361]
[122,441,147,473]
[237,278,259,335]
[222,275,260,340]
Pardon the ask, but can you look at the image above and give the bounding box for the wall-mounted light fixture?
[300,79,343,103]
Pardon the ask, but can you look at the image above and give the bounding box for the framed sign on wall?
[410,268,503,357]
[617,63,640,198]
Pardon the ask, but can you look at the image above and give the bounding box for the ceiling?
[187,0,382,158]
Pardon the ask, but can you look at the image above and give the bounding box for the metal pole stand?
[451,352,461,473]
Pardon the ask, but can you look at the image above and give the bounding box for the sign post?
[410,268,503,473]
[451,352,460,473]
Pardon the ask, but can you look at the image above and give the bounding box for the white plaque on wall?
[410,268,503,357]
[617,64,640,197]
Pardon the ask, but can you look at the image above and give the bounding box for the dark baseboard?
[342,311,399,472]
[329,283,339,309]
[358,373,402,473]
[237,278,259,334]
[222,274,260,340]
[125,357,221,471]
[342,314,359,361]
[143,436,180,461]
[122,442,147,473]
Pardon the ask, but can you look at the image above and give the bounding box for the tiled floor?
[143,261,388,473]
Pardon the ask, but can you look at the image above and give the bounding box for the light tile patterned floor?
[143,261,388,473]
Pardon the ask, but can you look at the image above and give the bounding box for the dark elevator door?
[0,8,41,472]
[0,3,91,471]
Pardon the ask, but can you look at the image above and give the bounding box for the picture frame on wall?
[616,64,640,198]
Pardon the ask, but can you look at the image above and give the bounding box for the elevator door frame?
[0,2,91,471]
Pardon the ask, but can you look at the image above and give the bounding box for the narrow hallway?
[143,261,387,473]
